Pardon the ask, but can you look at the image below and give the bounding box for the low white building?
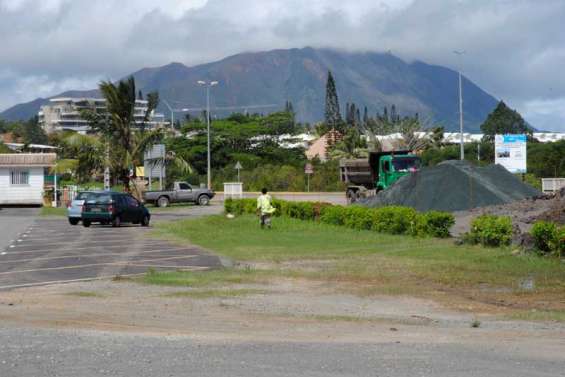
[0,154,56,205]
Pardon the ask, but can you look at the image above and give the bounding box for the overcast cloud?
[0,0,564,131]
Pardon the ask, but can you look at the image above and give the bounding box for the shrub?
[414,211,455,238]
[342,206,374,230]
[226,199,455,241]
[320,205,347,226]
[224,198,234,214]
[531,221,558,254]
[466,215,513,247]
[372,206,418,235]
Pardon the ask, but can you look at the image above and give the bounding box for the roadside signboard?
[305,163,314,192]
[144,144,166,190]
[495,134,527,173]
[234,161,243,182]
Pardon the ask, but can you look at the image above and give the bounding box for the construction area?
[348,159,565,241]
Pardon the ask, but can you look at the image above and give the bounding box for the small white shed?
[0,153,56,205]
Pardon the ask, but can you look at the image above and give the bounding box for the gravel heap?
[363,160,542,212]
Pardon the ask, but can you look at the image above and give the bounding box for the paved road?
[0,208,38,251]
[0,206,223,290]
[0,326,563,377]
[215,192,347,205]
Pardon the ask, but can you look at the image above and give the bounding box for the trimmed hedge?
[464,215,513,247]
[224,198,454,239]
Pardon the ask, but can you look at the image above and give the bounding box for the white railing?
[542,178,565,193]
[224,182,243,199]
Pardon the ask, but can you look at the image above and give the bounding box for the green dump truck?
[340,151,421,203]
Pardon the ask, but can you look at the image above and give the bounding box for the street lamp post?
[197,80,219,190]
[453,50,466,160]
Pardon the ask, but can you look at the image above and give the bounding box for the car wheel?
[112,216,121,228]
[141,215,150,227]
[198,195,210,206]
[68,218,79,226]
[83,220,91,228]
[157,196,169,208]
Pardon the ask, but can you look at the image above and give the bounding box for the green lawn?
[151,215,565,315]
[40,206,67,217]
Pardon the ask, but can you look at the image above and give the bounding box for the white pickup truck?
[142,181,215,207]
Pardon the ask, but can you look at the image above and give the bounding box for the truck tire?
[346,189,358,204]
[82,220,91,228]
[157,196,170,208]
[197,195,210,206]
[68,218,79,226]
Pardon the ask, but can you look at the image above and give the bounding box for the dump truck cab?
[340,150,421,203]
[373,153,421,191]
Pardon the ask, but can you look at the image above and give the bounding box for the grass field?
[40,206,67,217]
[151,215,565,315]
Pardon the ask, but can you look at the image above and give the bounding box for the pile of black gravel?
[362,160,542,212]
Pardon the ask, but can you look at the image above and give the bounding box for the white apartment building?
[38,97,167,133]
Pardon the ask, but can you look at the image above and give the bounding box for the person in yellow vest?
[257,188,276,228]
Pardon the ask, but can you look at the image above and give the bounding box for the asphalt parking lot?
[0,207,223,290]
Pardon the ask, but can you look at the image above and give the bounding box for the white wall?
[0,167,45,205]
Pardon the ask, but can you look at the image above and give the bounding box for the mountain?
[0,47,498,132]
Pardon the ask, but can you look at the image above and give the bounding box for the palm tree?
[329,128,368,160]
[80,77,159,191]
[61,133,104,183]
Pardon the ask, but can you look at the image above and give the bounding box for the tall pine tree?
[324,71,342,130]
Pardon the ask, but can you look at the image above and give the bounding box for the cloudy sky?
[1,0,564,131]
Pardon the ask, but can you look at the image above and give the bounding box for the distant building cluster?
[38,97,167,134]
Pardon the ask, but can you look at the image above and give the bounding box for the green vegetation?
[40,206,67,217]
[0,117,47,145]
[225,198,454,238]
[142,267,267,286]
[506,310,565,322]
[153,215,565,314]
[463,215,513,247]
[480,101,533,142]
[65,291,106,298]
[531,221,565,256]
[162,288,265,299]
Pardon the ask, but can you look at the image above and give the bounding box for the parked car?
[81,192,151,227]
[67,191,99,225]
[143,181,215,207]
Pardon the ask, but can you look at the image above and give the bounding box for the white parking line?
[10,238,159,247]
[0,255,202,275]
[2,242,193,255]
[0,268,210,291]
[0,247,196,264]
[7,241,174,253]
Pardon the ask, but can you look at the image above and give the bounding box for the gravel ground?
[0,325,563,377]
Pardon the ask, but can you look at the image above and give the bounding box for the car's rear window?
[76,192,97,200]
[85,193,113,203]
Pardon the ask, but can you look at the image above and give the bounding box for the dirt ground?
[452,190,565,237]
[0,277,564,359]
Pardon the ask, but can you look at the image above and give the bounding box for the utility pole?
[453,50,466,160]
[197,80,219,190]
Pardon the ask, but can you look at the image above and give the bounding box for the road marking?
[4,244,193,256]
[9,241,172,252]
[0,255,202,275]
[11,238,157,247]
[0,247,198,263]
[0,266,211,290]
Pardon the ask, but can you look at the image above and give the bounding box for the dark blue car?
[81,192,151,228]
